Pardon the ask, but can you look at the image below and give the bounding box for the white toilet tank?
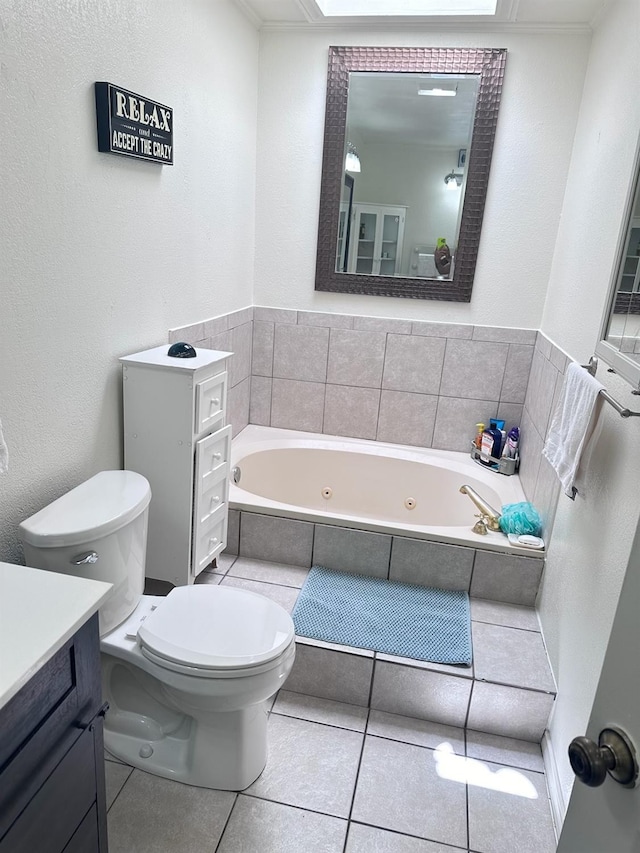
[19,471,151,636]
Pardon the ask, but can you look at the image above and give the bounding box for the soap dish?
[508,533,545,550]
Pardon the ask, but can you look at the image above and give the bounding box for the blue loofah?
[499,502,542,537]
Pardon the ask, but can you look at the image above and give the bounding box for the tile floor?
[189,553,555,743]
[105,692,557,852]
[111,558,558,852]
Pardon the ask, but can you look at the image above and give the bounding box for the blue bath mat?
[292,566,472,666]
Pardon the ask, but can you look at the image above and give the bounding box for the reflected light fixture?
[444,170,463,190]
[418,86,457,96]
[345,141,361,173]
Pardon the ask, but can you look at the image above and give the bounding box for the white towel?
[542,362,604,499]
[0,418,8,474]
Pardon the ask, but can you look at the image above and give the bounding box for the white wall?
[254,28,590,325]
[538,0,640,814]
[353,143,462,276]
[0,0,259,563]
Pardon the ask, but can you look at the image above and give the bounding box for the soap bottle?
[503,426,520,459]
[474,423,485,450]
[480,425,501,464]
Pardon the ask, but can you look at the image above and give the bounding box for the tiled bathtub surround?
[169,306,564,540]
[169,306,537,451]
[208,553,555,744]
[251,307,535,452]
[225,510,545,607]
[169,307,254,437]
[519,332,571,535]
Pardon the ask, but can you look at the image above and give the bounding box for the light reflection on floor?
[433,741,539,799]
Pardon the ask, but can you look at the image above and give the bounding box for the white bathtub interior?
[229,426,536,555]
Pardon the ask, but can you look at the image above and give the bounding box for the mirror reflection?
[315,46,506,302]
[337,72,479,281]
[604,186,640,362]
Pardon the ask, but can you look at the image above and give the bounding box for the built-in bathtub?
[226,427,553,740]
[229,425,534,556]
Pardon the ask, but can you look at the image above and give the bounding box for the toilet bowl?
[19,470,296,791]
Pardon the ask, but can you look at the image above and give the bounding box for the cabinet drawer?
[0,642,74,771]
[62,805,99,853]
[195,372,227,435]
[194,466,229,526]
[193,503,228,576]
[0,725,97,853]
[194,425,231,496]
[0,617,101,841]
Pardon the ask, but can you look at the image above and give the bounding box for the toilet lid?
[137,585,295,670]
[19,470,151,548]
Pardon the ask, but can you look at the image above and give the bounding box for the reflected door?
[335,174,354,273]
[336,203,349,272]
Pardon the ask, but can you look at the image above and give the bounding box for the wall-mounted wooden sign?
[95,82,173,165]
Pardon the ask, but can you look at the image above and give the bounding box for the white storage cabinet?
[121,345,232,585]
[347,203,406,277]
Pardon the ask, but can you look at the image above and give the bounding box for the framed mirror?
[315,46,507,302]
[595,143,640,390]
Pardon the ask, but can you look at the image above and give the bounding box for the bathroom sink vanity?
[0,563,112,853]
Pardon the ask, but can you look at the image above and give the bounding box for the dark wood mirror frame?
[315,46,507,302]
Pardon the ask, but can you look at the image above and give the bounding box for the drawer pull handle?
[211,496,221,505]
[210,398,220,407]
[76,702,110,730]
[209,537,219,548]
[213,452,222,461]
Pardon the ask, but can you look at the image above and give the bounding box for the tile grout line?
[310,521,317,567]
[241,789,348,823]
[223,572,306,591]
[212,792,239,853]
[105,764,135,814]
[464,727,471,852]
[341,709,370,853]
[321,327,331,433]
[325,721,544,773]
[494,340,510,406]
[375,331,390,440]
[366,657,376,708]
[349,819,469,852]
[436,336,450,399]
[269,708,368,736]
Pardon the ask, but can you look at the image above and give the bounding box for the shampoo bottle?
[503,426,520,459]
[480,426,502,464]
[489,418,506,456]
[474,423,485,449]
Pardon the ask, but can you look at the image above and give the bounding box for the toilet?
[19,470,296,791]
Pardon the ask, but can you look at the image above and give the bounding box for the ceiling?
[348,73,480,147]
[233,0,610,29]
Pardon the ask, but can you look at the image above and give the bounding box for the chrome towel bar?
[581,357,640,418]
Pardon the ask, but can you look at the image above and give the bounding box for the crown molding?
[259,20,593,34]
[232,0,264,28]
[589,0,615,30]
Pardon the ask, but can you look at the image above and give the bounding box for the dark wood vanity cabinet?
[0,614,108,852]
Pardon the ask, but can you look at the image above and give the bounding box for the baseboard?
[542,729,568,841]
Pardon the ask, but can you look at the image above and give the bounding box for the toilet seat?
[137,585,295,672]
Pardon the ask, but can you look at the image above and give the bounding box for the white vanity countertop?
[0,562,112,710]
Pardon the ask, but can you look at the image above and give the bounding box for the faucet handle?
[472,514,488,535]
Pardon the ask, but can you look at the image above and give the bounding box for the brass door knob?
[568,727,638,788]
